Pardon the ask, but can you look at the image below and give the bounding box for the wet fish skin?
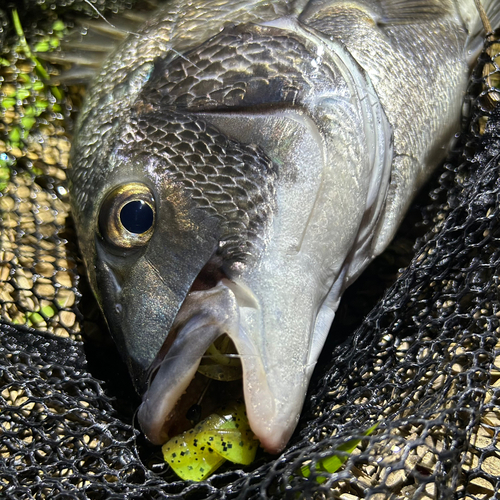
[69,0,499,453]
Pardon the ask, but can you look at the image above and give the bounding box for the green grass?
[0,10,69,190]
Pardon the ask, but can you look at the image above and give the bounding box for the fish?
[68,0,500,454]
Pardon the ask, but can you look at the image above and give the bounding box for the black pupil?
[120,200,153,234]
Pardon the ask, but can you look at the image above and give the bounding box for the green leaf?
[50,87,63,102]
[52,20,65,32]
[35,99,49,112]
[0,58,10,67]
[33,81,45,92]
[12,10,25,41]
[34,41,50,53]
[28,312,44,325]
[25,304,57,326]
[12,10,51,82]
[0,166,11,181]
[40,305,57,318]
[9,127,21,143]
[21,117,36,131]
[1,98,16,109]
[24,106,35,117]
[300,423,378,483]
[16,88,30,100]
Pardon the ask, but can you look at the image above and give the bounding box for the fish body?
[69,0,500,453]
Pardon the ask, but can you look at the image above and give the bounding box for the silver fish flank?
[69,0,500,453]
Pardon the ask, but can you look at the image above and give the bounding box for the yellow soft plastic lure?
[162,403,258,481]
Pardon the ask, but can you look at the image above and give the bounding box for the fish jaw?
[137,283,243,446]
[136,279,311,454]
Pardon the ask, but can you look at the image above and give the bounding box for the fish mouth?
[140,328,244,445]
[137,275,282,453]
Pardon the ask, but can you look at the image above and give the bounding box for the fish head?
[70,19,392,454]
[72,106,276,389]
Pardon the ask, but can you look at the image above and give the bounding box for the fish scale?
[121,110,276,262]
[143,30,317,109]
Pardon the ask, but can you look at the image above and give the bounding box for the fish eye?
[120,200,154,234]
[99,183,155,248]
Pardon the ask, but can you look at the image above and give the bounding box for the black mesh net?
[1,18,500,500]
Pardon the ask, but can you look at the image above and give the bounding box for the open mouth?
[137,258,255,448]
[145,333,245,443]
[137,248,306,455]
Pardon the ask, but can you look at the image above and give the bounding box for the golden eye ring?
[98,183,155,249]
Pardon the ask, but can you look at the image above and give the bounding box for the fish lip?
[137,281,242,445]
